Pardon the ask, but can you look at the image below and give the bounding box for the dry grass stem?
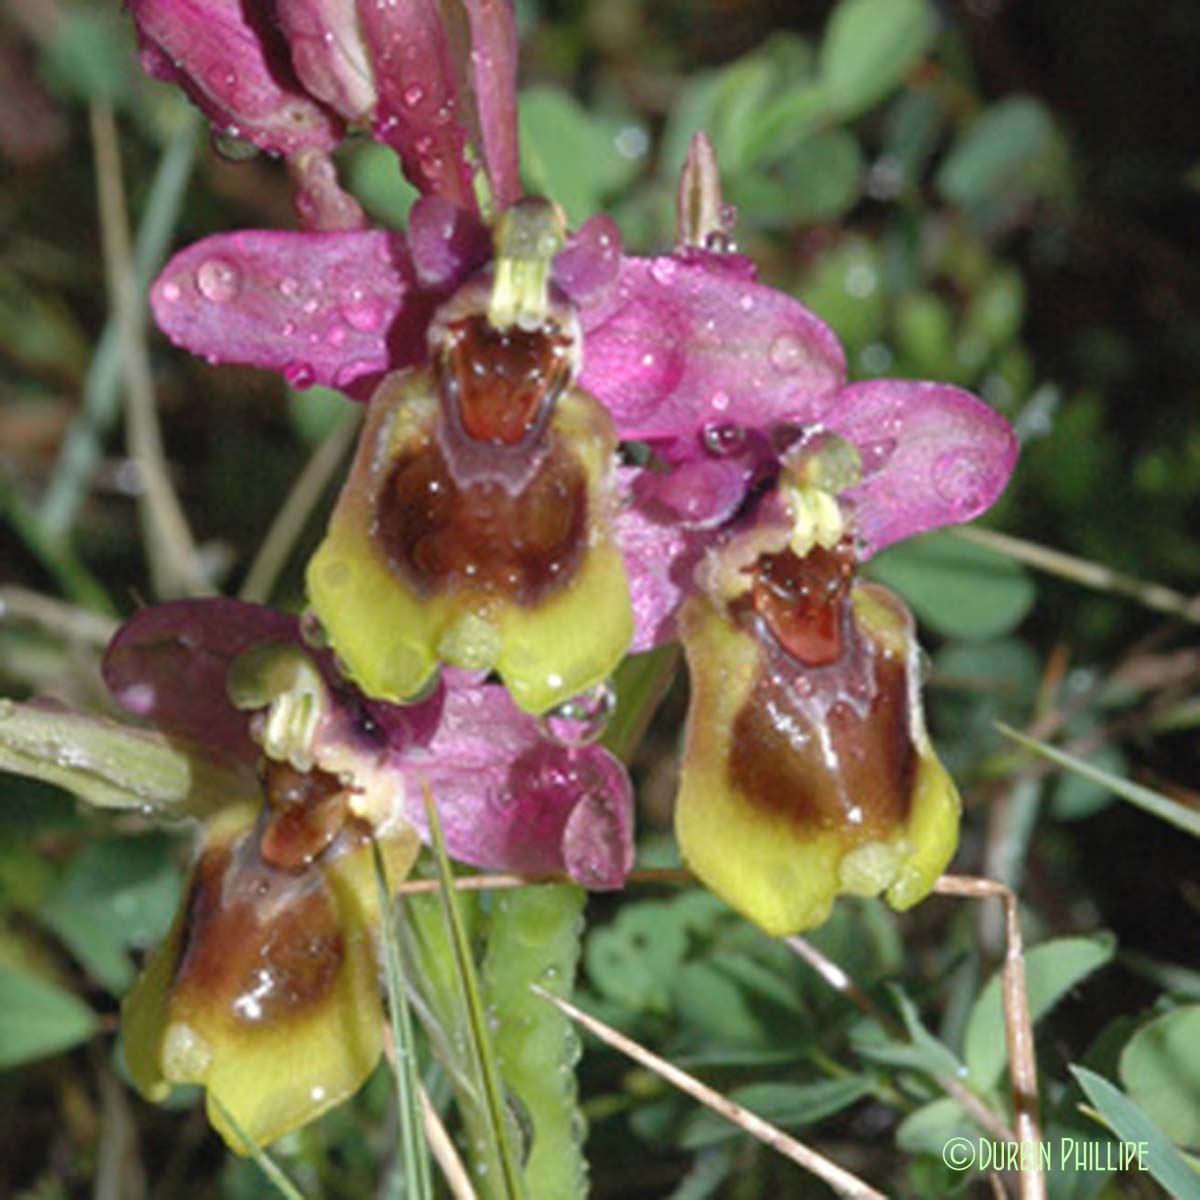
[90,101,211,600]
[786,936,1016,1147]
[0,586,117,644]
[954,526,1200,624]
[934,875,1046,1200]
[239,408,362,604]
[418,1086,478,1200]
[391,867,693,897]
[532,985,889,1200]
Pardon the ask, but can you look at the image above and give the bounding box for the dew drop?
[160,281,182,303]
[709,390,731,413]
[284,361,316,389]
[701,421,745,456]
[537,680,616,748]
[769,332,810,374]
[703,231,736,253]
[326,322,348,347]
[281,320,296,337]
[341,297,385,332]
[738,294,754,312]
[932,448,991,515]
[649,258,678,285]
[196,257,241,303]
[278,276,300,298]
[210,129,258,162]
[857,437,897,476]
[402,83,425,107]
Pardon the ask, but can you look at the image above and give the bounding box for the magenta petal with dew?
[130,0,341,156]
[151,230,431,396]
[103,600,301,762]
[577,253,847,442]
[400,682,635,889]
[358,0,477,213]
[616,472,718,651]
[822,381,1019,557]
[407,197,492,288]
[274,0,377,124]
[554,215,623,306]
[462,0,521,212]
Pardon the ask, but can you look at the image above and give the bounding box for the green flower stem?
[482,884,588,1200]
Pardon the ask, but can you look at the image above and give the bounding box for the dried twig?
[533,986,888,1200]
[934,875,1046,1200]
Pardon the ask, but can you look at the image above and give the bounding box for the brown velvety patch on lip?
[374,432,588,606]
[260,760,350,873]
[440,316,571,447]
[172,839,344,1028]
[727,645,916,839]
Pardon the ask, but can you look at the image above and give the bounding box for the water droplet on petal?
[709,391,731,413]
[284,361,316,389]
[196,257,241,303]
[769,332,810,374]
[701,422,746,456]
[932,448,991,516]
[402,84,425,107]
[538,681,616,747]
[278,277,300,298]
[210,129,258,162]
[738,294,754,312]
[649,258,678,285]
[341,297,384,332]
[326,322,348,347]
[281,320,296,337]
[160,282,181,303]
[857,437,897,476]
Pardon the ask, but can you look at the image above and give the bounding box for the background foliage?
[1,0,1199,1196]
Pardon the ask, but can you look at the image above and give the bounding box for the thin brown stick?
[532,985,888,1200]
[90,102,211,599]
[391,866,693,897]
[239,408,361,604]
[786,936,1016,1148]
[418,1086,477,1200]
[934,875,1046,1200]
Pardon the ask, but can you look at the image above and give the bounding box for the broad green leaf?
[41,10,132,103]
[288,385,349,448]
[851,987,965,1081]
[1051,745,1126,822]
[679,1078,873,1149]
[1119,1007,1200,1152]
[586,902,687,1015]
[819,0,935,119]
[519,89,641,227]
[0,964,99,1069]
[869,531,1036,641]
[346,141,419,228]
[965,935,1115,1090]
[895,1096,974,1156]
[937,96,1061,211]
[999,725,1200,840]
[1070,1066,1200,1200]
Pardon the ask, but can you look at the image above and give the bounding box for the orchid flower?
[0,599,631,1148]
[129,0,1018,938]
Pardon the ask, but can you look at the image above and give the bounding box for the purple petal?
[578,254,846,441]
[462,0,521,211]
[823,381,1019,556]
[103,599,301,761]
[637,457,751,529]
[150,230,433,395]
[358,0,477,212]
[407,196,492,288]
[553,215,623,306]
[129,0,341,156]
[274,0,377,123]
[616,471,717,651]
[401,682,635,889]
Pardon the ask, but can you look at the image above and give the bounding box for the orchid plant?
[0,0,1020,1190]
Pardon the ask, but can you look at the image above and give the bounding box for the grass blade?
[371,838,434,1200]
[208,1095,307,1200]
[997,722,1200,839]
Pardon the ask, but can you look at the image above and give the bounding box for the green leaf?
[519,89,641,227]
[869,531,1036,641]
[819,0,936,119]
[41,10,132,103]
[288,385,349,448]
[964,935,1115,1090]
[679,1078,872,1149]
[0,700,245,817]
[1119,1007,1200,1152]
[1070,1066,1200,1200]
[0,964,99,1069]
[1051,745,1126,822]
[998,725,1200,840]
[585,902,687,1015]
[937,96,1061,211]
[345,141,419,228]
[895,1096,974,1156]
[851,987,965,1081]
